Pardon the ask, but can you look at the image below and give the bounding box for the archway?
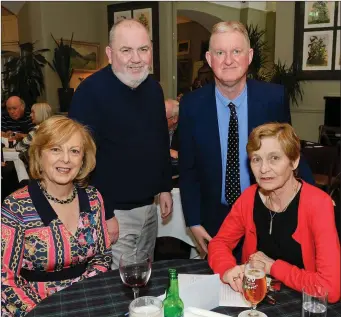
[176,9,222,96]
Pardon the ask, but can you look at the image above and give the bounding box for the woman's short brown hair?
[29,115,96,187]
[247,122,301,163]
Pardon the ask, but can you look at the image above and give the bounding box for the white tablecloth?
[3,148,29,182]
[156,188,196,247]
[156,188,204,259]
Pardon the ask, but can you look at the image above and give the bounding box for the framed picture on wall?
[293,1,340,80]
[133,8,153,40]
[107,1,160,81]
[177,40,190,56]
[113,10,132,24]
[63,40,99,72]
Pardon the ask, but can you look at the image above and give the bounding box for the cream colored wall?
[176,1,240,22]
[16,1,175,109]
[275,2,340,142]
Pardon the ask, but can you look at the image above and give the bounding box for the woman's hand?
[249,251,275,275]
[222,265,245,293]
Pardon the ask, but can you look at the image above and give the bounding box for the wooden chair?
[301,145,339,192]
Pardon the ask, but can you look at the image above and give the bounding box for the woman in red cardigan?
[208,122,340,303]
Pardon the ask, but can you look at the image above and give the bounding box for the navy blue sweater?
[69,65,172,219]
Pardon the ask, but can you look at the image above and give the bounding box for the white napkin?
[185,307,232,317]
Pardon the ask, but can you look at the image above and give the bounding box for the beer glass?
[238,260,267,317]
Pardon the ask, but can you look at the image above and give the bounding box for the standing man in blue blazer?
[178,21,314,255]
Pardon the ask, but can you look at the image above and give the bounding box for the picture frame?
[113,10,132,24]
[63,40,99,72]
[107,2,160,81]
[335,30,341,70]
[177,40,190,56]
[293,1,341,80]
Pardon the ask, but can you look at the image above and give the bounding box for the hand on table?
[223,264,245,293]
[190,225,212,254]
[249,251,275,275]
[106,217,119,244]
[159,192,173,219]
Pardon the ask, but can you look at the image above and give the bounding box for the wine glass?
[238,260,267,317]
[119,250,152,299]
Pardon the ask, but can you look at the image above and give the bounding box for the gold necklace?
[267,181,299,235]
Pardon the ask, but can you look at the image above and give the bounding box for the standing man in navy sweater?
[69,19,173,269]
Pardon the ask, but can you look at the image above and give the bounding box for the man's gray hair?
[108,18,150,47]
[209,21,250,49]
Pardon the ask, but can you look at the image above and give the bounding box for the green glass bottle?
[163,268,184,317]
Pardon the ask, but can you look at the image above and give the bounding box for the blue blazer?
[178,79,314,236]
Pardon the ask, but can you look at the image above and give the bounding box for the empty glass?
[302,285,328,317]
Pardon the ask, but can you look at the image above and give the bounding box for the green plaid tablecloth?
[26,259,341,317]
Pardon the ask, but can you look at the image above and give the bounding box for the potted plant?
[49,33,74,112]
[1,42,50,108]
[265,60,304,107]
[246,24,304,106]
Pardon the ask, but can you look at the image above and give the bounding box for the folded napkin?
[185,307,232,317]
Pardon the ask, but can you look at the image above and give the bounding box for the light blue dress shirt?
[215,85,251,205]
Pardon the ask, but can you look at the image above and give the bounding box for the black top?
[253,186,304,269]
[69,65,172,218]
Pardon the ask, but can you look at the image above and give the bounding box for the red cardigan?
[208,181,340,303]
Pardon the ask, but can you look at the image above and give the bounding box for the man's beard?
[113,66,150,88]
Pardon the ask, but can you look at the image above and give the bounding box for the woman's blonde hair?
[247,122,301,163]
[31,103,53,124]
[29,116,96,188]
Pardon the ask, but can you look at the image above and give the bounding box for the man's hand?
[190,225,212,254]
[170,149,178,159]
[222,265,245,293]
[106,217,119,244]
[159,192,173,219]
[249,251,275,275]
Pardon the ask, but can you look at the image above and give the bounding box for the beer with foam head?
[243,268,267,306]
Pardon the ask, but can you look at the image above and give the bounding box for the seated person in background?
[165,98,179,160]
[15,102,53,154]
[191,77,203,91]
[1,96,35,140]
[208,122,340,303]
[176,87,191,102]
[1,116,112,316]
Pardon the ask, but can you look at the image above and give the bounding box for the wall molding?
[210,1,269,12]
[290,108,324,114]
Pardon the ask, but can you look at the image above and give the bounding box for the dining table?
[26,259,341,317]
